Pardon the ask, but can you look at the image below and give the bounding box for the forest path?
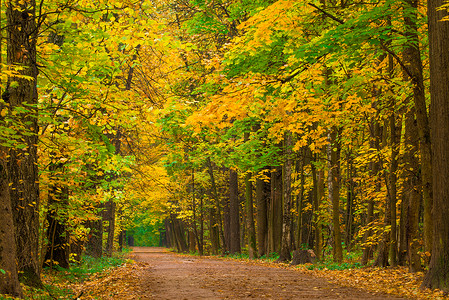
[130,247,407,300]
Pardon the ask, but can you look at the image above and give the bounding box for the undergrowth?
[0,251,129,300]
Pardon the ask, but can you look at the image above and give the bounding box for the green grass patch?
[59,253,129,283]
[306,261,363,271]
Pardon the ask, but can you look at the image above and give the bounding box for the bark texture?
[422,0,449,291]
[6,0,41,286]
[0,160,23,297]
[256,176,269,257]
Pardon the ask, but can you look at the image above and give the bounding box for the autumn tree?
[5,0,41,286]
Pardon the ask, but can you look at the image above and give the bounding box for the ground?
[75,247,411,299]
[133,247,409,299]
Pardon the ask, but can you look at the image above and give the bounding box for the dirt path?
[130,247,407,300]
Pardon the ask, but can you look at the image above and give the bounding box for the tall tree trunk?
[223,190,231,254]
[403,108,422,272]
[268,166,283,254]
[245,170,257,258]
[0,160,23,297]
[278,132,293,262]
[328,127,343,263]
[256,174,269,257]
[229,168,240,254]
[402,0,433,257]
[401,4,424,270]
[6,0,41,287]
[296,151,306,250]
[421,0,449,291]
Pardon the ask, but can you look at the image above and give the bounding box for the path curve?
[131,247,407,299]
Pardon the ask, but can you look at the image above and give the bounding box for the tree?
[421,0,449,292]
[0,158,22,298]
[229,168,241,254]
[6,0,41,286]
[277,132,293,262]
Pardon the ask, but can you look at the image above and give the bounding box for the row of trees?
[156,0,449,293]
[2,0,449,296]
[0,0,174,297]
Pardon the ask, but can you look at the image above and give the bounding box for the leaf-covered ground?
[34,248,448,300]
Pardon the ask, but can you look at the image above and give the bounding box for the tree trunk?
[421,0,449,291]
[402,0,433,257]
[105,200,116,256]
[229,168,240,254]
[188,229,197,253]
[44,160,69,269]
[327,127,343,263]
[403,108,422,272]
[206,158,224,254]
[0,160,23,297]
[256,174,269,257]
[6,0,41,287]
[223,189,231,254]
[401,4,425,270]
[278,132,293,262]
[245,170,257,258]
[119,230,126,251]
[171,215,188,253]
[268,166,283,254]
[296,154,305,251]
